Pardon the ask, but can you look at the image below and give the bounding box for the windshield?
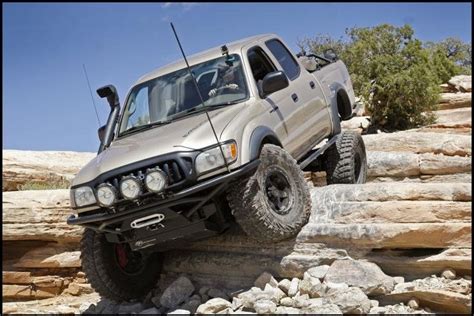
[119,54,248,136]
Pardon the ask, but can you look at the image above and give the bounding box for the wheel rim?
[114,243,146,275]
[264,166,294,215]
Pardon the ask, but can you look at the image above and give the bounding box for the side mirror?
[323,49,338,62]
[261,71,289,98]
[97,85,119,108]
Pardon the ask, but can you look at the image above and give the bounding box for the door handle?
[309,81,315,89]
[291,93,298,102]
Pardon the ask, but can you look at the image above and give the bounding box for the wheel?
[325,131,367,184]
[227,144,311,242]
[80,228,163,301]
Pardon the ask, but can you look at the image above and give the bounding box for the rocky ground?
[2,75,472,314]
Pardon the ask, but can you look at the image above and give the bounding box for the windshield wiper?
[119,120,171,137]
[169,101,241,121]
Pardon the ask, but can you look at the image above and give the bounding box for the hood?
[72,102,248,186]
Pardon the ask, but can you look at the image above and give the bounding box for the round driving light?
[145,169,167,192]
[96,183,117,207]
[120,176,142,200]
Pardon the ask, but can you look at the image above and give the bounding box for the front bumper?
[67,160,259,248]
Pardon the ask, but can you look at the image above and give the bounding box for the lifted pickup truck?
[68,33,366,301]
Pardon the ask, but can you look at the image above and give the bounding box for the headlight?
[73,186,96,207]
[120,176,142,200]
[145,168,167,192]
[195,141,237,175]
[96,183,117,207]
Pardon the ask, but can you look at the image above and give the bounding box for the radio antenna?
[82,64,102,127]
[169,22,230,173]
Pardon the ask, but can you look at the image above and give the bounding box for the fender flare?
[248,126,282,161]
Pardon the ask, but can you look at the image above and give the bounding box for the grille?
[105,160,186,192]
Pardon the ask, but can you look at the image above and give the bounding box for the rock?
[10,245,81,268]
[216,307,233,314]
[196,298,232,314]
[140,307,161,314]
[368,248,472,280]
[448,75,471,92]
[341,116,371,131]
[293,293,310,308]
[208,288,228,300]
[324,259,395,296]
[408,298,420,309]
[151,295,161,308]
[393,277,405,285]
[62,282,94,296]
[306,265,330,280]
[325,282,349,295]
[302,303,342,314]
[118,302,144,314]
[279,297,295,307]
[441,268,457,280]
[298,183,471,250]
[262,283,286,303]
[2,190,83,242]
[160,276,195,309]
[298,272,326,298]
[253,299,277,314]
[181,297,202,313]
[369,306,387,314]
[370,299,379,308]
[275,306,301,314]
[2,149,95,191]
[438,92,472,109]
[2,271,32,284]
[2,284,58,300]
[231,297,243,311]
[237,288,260,309]
[254,271,278,289]
[430,108,472,129]
[362,131,471,157]
[325,287,371,314]
[168,309,191,315]
[367,151,471,178]
[277,278,291,294]
[287,278,300,297]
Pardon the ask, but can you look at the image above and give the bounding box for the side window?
[265,39,300,80]
[247,46,277,86]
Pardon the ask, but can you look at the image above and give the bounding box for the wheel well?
[258,135,283,156]
[336,89,352,121]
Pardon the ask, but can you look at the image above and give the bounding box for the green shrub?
[299,24,471,130]
[18,179,70,190]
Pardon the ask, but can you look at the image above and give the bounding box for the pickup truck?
[68,33,366,301]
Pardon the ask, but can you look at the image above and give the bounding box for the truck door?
[264,38,332,159]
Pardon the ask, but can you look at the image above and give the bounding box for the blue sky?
[3,2,472,152]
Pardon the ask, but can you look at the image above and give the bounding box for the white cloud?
[161,2,200,12]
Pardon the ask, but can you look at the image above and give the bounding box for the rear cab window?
[265,39,300,81]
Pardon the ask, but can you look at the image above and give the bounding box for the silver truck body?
[72,33,355,205]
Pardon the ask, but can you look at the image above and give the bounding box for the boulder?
[298,273,326,298]
[324,259,395,296]
[277,279,291,294]
[196,298,232,314]
[437,92,472,109]
[2,190,83,242]
[287,278,300,297]
[160,276,195,309]
[253,299,277,314]
[448,75,471,92]
[431,107,472,128]
[302,303,342,314]
[254,271,278,290]
[368,248,472,280]
[324,287,371,314]
[362,131,471,156]
[2,149,95,191]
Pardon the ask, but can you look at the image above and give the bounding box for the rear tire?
[227,144,311,242]
[80,228,163,301]
[326,131,367,184]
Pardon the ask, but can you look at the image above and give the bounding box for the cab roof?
[134,33,277,85]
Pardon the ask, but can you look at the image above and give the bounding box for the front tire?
[227,144,311,242]
[80,228,163,301]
